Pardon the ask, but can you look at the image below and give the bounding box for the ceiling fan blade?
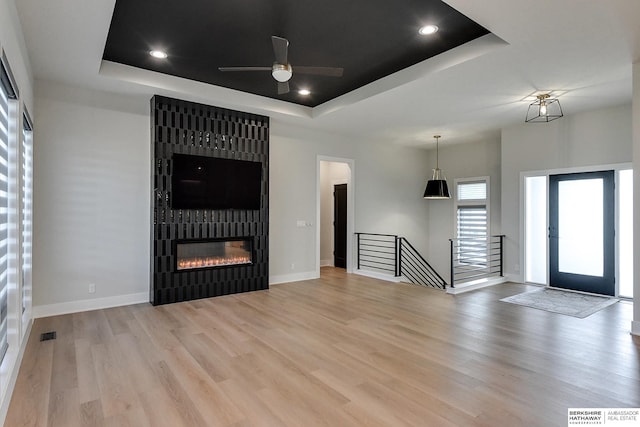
[218,66,272,72]
[272,36,289,64]
[294,66,344,77]
[277,81,290,95]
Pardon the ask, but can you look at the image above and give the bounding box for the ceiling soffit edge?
[99,60,313,120]
[312,33,509,119]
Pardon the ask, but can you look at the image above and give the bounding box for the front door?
[548,171,615,295]
[333,184,347,269]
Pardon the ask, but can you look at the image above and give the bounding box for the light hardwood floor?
[5,268,640,426]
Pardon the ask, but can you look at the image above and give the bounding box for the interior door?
[333,184,347,269]
[548,171,615,295]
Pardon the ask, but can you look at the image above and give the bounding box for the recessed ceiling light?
[419,25,439,35]
[149,50,168,59]
[298,89,311,96]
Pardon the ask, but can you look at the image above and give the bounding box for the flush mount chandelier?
[525,93,563,123]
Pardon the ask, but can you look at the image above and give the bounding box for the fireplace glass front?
[175,238,253,271]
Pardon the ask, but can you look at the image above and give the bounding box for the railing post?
[499,234,504,277]
[356,233,361,270]
[449,239,455,288]
[395,236,400,277]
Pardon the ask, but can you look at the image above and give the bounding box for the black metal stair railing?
[398,237,447,290]
[355,233,399,276]
[449,235,504,288]
[355,233,446,290]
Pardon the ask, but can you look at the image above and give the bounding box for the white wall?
[353,142,431,244]
[0,0,33,111]
[319,161,350,266]
[269,121,431,281]
[632,62,640,336]
[30,84,435,298]
[501,104,632,282]
[426,138,502,282]
[32,81,150,312]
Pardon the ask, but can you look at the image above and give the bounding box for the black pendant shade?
[424,172,451,199]
[423,135,451,199]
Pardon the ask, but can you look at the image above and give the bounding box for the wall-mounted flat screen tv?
[171,153,262,210]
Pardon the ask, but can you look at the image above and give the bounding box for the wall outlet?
[290,263,295,270]
[88,283,96,294]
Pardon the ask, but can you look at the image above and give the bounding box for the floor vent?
[40,331,57,341]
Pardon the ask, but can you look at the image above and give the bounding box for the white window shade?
[0,74,10,362]
[457,181,487,201]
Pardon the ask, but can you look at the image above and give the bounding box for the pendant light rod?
[434,135,441,169]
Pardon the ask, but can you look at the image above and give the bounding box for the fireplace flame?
[177,255,251,270]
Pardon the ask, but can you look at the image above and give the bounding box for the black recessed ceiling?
[103,0,489,107]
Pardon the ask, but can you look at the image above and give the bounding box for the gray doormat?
[500,288,618,318]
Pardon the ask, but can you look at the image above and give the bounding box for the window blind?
[457,206,488,265]
[0,53,17,363]
[21,113,33,315]
[457,206,488,238]
[457,181,487,201]
[0,77,10,362]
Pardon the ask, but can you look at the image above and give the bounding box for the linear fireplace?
[151,95,269,305]
[175,238,254,271]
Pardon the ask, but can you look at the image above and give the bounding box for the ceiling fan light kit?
[271,63,292,82]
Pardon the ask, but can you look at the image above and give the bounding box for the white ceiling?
[13,0,640,148]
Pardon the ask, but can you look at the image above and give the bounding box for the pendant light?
[423,135,451,199]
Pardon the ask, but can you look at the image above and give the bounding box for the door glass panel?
[558,178,603,276]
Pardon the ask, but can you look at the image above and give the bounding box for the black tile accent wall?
[150,95,269,305]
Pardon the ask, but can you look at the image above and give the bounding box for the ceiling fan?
[218,36,344,95]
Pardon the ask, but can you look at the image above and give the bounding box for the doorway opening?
[318,159,354,275]
[523,167,633,298]
[549,171,615,295]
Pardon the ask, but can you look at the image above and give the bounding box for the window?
[21,112,33,316]
[0,54,18,363]
[618,169,633,298]
[455,178,489,265]
[524,175,547,284]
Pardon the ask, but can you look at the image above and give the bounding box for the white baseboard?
[504,273,521,283]
[269,271,319,285]
[353,269,402,283]
[320,259,334,267]
[632,320,640,337]
[447,277,508,294]
[33,292,149,318]
[0,319,32,427]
